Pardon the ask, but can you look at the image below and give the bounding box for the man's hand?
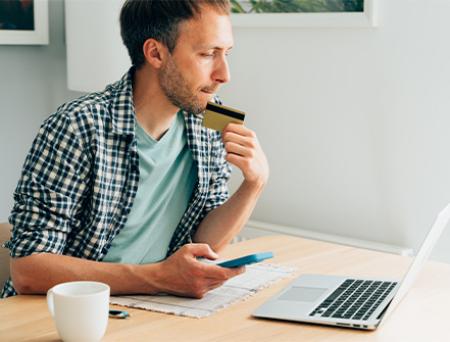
[155,244,244,298]
[222,123,269,188]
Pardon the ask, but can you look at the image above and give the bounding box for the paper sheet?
[110,263,296,318]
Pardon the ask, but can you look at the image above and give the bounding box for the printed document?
[110,263,295,318]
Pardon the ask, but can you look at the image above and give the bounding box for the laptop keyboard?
[309,279,397,321]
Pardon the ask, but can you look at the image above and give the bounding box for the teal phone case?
[217,252,273,268]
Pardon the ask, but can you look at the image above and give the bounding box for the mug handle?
[46,288,55,317]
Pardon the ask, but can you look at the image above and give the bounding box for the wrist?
[131,263,163,294]
[242,178,266,194]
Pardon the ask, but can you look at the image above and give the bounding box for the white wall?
[221,0,450,262]
[0,1,82,221]
[1,0,450,263]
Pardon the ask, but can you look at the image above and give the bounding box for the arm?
[11,253,156,295]
[194,124,269,252]
[11,243,244,298]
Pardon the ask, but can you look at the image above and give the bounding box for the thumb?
[188,243,219,260]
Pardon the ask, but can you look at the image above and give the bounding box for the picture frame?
[0,0,49,45]
[231,0,376,28]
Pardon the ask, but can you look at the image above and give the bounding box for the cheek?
[177,56,214,88]
[191,59,215,84]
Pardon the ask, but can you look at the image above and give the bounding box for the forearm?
[10,253,162,295]
[194,180,265,252]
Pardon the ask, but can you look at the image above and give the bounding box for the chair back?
[0,223,12,288]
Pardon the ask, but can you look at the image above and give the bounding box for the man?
[1,0,269,299]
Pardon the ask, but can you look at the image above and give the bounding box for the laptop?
[253,203,450,330]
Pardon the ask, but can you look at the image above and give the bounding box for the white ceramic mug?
[47,281,110,342]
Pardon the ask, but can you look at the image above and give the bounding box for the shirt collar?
[109,67,136,136]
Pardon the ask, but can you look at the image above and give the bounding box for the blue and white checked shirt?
[1,68,231,298]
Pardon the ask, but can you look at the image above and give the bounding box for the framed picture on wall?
[231,0,376,28]
[0,0,49,45]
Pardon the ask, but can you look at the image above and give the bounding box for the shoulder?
[41,82,120,140]
[55,88,113,128]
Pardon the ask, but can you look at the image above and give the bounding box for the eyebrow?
[197,45,233,51]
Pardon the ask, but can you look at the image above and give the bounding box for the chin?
[185,98,208,115]
[197,93,211,105]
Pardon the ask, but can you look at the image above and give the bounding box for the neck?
[132,65,179,141]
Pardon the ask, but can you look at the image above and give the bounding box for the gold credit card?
[202,102,245,132]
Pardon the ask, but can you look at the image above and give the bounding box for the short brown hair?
[120,0,231,68]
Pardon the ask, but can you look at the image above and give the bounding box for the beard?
[158,56,213,115]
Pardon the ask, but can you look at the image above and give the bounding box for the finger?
[222,132,256,148]
[206,281,225,292]
[205,265,246,281]
[226,266,246,278]
[198,263,237,281]
[223,123,256,138]
[225,142,253,158]
[225,153,249,170]
[186,243,218,260]
[204,278,225,286]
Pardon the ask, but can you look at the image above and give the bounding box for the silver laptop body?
[253,203,450,330]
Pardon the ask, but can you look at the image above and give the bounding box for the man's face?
[158,6,233,114]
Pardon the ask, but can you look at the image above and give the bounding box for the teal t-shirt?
[103,111,198,264]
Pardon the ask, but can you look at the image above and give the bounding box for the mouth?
[201,90,214,95]
[200,87,218,95]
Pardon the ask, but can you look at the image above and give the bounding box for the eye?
[200,52,214,58]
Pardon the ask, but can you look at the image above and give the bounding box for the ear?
[142,38,168,69]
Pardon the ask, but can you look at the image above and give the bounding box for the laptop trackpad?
[279,287,328,302]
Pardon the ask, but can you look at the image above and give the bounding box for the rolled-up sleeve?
[7,111,90,257]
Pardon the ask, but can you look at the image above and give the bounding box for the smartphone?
[217,252,273,268]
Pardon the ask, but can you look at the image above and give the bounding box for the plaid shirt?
[1,68,231,298]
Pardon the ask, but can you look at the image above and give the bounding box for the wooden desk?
[1,235,450,341]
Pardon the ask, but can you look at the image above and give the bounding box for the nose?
[213,55,230,84]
